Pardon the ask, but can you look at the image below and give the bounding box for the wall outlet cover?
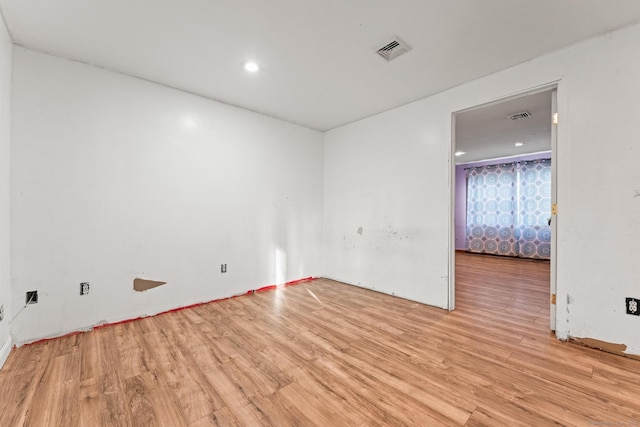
[26,291,38,304]
[80,282,90,295]
[626,297,639,316]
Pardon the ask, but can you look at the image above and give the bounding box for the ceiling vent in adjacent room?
[507,111,532,121]
[376,37,411,61]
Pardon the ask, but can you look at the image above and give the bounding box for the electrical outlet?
[80,282,90,296]
[0,304,4,322]
[221,263,227,273]
[626,297,640,316]
[26,291,38,305]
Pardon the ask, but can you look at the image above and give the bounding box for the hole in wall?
[133,278,167,292]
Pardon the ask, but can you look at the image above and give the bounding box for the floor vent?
[376,37,411,61]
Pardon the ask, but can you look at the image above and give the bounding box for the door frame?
[448,82,559,332]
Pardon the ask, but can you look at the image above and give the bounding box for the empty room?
[1,1,640,426]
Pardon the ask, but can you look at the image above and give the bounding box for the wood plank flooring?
[1,252,640,426]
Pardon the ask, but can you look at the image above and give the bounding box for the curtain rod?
[463,157,551,171]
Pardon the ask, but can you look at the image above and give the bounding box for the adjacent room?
[1,1,640,425]
[454,89,554,329]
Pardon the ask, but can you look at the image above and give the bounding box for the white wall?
[0,15,12,366]
[10,47,323,345]
[7,20,640,356]
[323,102,452,307]
[324,22,640,355]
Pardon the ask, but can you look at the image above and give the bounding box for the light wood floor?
[1,253,640,426]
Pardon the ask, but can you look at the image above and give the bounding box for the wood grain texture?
[1,252,640,426]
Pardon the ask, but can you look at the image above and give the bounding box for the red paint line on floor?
[20,276,316,346]
[24,330,83,347]
[156,294,242,315]
[284,277,313,286]
[250,277,314,294]
[93,316,143,330]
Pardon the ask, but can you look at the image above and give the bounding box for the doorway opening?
[450,85,558,332]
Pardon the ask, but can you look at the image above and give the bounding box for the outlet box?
[26,291,38,305]
[626,297,639,316]
[221,263,227,273]
[80,282,90,295]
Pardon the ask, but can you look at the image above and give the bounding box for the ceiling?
[455,90,552,164]
[1,1,640,131]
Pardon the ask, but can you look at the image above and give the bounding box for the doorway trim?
[448,82,560,332]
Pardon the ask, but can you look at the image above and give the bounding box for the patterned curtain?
[466,158,551,260]
[466,163,518,257]
[516,159,552,259]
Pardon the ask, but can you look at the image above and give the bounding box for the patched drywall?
[10,47,323,344]
[324,22,640,355]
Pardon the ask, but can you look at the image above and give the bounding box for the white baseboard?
[0,335,13,370]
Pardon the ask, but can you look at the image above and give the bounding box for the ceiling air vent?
[507,111,532,121]
[376,37,411,61]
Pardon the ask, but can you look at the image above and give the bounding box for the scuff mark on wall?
[357,226,363,235]
[133,278,167,292]
[633,190,640,198]
[571,337,640,360]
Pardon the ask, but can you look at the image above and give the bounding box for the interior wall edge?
[0,335,12,369]
[0,5,12,373]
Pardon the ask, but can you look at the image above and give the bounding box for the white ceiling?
[455,90,552,164]
[1,1,640,131]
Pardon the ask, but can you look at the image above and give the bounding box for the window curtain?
[465,158,551,259]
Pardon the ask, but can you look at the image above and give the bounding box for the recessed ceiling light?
[514,142,524,147]
[454,151,466,157]
[244,61,260,72]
